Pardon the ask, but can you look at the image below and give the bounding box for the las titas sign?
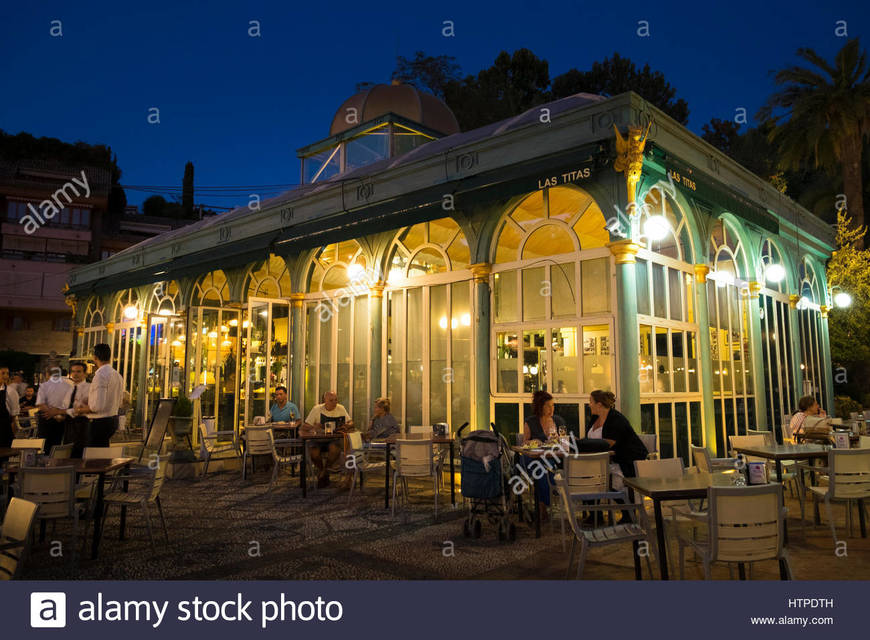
[537,167,592,189]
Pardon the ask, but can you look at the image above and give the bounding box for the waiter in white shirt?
[75,343,124,447]
[36,365,72,452]
[0,364,20,447]
[63,361,91,457]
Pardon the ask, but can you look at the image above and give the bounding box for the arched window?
[248,255,291,299]
[387,218,469,282]
[707,219,755,454]
[113,289,140,323]
[797,258,827,409]
[309,240,365,292]
[758,239,796,430]
[493,186,608,264]
[110,289,142,402]
[148,281,180,316]
[639,185,693,261]
[78,297,106,360]
[193,271,228,305]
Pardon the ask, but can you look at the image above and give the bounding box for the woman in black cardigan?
[587,389,648,478]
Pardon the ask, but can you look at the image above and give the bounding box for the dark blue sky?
[1,0,866,210]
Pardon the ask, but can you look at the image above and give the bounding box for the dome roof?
[329,82,460,136]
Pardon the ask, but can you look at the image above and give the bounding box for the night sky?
[1,0,866,210]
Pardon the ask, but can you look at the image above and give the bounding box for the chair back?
[858,436,870,449]
[347,431,363,451]
[148,455,170,502]
[245,426,273,455]
[407,426,431,439]
[142,398,176,461]
[49,444,73,459]
[638,434,657,458]
[554,475,583,538]
[83,445,124,460]
[634,457,684,479]
[561,452,610,497]
[0,498,39,580]
[17,466,77,520]
[729,435,768,463]
[708,484,784,563]
[828,449,870,499]
[747,429,776,446]
[11,439,45,453]
[691,445,713,473]
[396,439,434,476]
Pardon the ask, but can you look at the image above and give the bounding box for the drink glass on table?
[325,421,334,435]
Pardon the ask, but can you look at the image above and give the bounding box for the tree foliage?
[392,51,461,99]
[551,53,689,125]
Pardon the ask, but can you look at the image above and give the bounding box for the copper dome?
[329,82,460,136]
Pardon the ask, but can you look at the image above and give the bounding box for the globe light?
[765,263,786,283]
[347,263,366,282]
[643,215,671,241]
[797,296,811,310]
[123,305,138,320]
[834,292,853,308]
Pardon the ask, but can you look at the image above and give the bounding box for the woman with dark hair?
[587,390,648,478]
[520,390,566,522]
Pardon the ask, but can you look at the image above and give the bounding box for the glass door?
[144,314,185,424]
[243,299,291,425]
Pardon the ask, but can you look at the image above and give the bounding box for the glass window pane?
[652,264,666,318]
[493,270,518,323]
[685,272,694,323]
[451,282,471,431]
[430,285,449,424]
[583,324,611,393]
[554,403,580,439]
[249,302,269,420]
[522,330,546,393]
[581,258,609,315]
[494,403,519,438]
[636,259,650,316]
[639,324,653,394]
[640,403,656,435]
[675,402,689,466]
[318,307,332,400]
[658,403,674,459]
[352,296,368,423]
[304,304,316,412]
[522,267,547,320]
[387,292,404,425]
[690,401,702,447]
[655,327,671,393]
[406,288,423,426]
[672,330,686,393]
[551,262,576,317]
[552,328,578,394]
[687,331,699,393]
[336,302,351,404]
[496,332,519,393]
[668,267,683,321]
[522,224,574,259]
[271,304,290,392]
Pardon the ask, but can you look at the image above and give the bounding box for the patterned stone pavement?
[19,465,870,580]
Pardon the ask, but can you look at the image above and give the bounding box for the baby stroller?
[459,423,517,542]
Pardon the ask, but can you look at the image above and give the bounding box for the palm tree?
[758,39,870,246]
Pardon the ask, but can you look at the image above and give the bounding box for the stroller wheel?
[473,520,482,539]
[463,519,471,538]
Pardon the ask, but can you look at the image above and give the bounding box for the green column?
[747,283,768,429]
[819,308,834,415]
[368,282,384,406]
[608,241,641,429]
[471,264,491,430]
[289,294,305,410]
[693,265,718,455]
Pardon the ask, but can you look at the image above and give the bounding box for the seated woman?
[521,390,566,522]
[365,397,400,441]
[789,395,826,442]
[587,389,648,521]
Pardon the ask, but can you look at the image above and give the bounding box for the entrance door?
[187,307,241,439]
[244,299,291,424]
[144,314,185,424]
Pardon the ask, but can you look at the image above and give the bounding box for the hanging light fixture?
[123,305,138,320]
[764,263,786,283]
[834,291,852,308]
[643,215,671,241]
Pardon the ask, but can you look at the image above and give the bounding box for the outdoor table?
[299,432,345,498]
[624,471,735,581]
[377,435,456,510]
[5,457,134,559]
[734,442,866,537]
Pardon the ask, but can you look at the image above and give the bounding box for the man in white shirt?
[75,343,124,447]
[0,365,20,447]
[303,390,353,488]
[36,365,72,452]
[64,361,91,457]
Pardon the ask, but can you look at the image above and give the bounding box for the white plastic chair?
[11,438,45,454]
[267,430,302,491]
[638,434,658,460]
[392,439,441,522]
[241,426,273,481]
[346,431,386,503]
[799,449,870,544]
[199,421,241,476]
[99,454,171,550]
[0,498,39,580]
[16,466,84,566]
[675,484,792,580]
[554,460,655,580]
[691,445,736,473]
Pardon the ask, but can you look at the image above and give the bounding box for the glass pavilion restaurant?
[65,86,836,464]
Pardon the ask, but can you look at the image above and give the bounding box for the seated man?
[269,385,300,423]
[302,390,353,488]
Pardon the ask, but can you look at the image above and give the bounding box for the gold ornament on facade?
[470,263,492,284]
[788,294,800,309]
[748,282,762,299]
[820,305,829,319]
[368,280,386,298]
[606,239,641,264]
[693,264,710,284]
[106,322,115,333]
[613,122,651,216]
[289,292,305,308]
